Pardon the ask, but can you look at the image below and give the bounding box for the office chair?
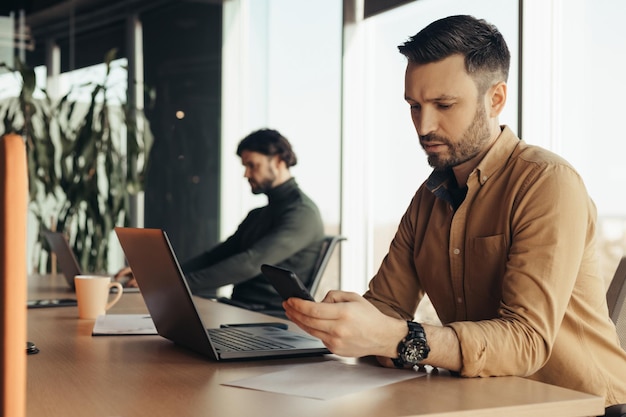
[0,133,28,417]
[219,235,346,316]
[606,257,626,349]
[604,404,626,417]
[308,235,347,298]
[604,257,626,417]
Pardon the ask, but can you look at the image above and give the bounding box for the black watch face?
[402,340,426,364]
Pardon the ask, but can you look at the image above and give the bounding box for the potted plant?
[0,49,152,274]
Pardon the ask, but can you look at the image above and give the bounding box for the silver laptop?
[43,230,139,293]
[42,230,82,290]
[114,227,330,361]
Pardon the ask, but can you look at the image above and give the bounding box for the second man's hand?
[114,266,138,288]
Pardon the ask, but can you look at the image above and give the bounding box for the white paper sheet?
[91,314,157,335]
[223,360,425,400]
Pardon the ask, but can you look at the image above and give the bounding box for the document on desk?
[224,360,425,400]
[92,314,158,335]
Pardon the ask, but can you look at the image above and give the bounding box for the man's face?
[405,54,492,169]
[240,150,280,194]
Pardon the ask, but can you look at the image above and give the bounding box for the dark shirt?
[182,178,324,308]
[426,168,468,211]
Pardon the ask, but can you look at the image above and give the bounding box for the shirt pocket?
[467,234,507,319]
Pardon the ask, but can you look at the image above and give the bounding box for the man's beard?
[420,104,491,170]
[249,171,277,194]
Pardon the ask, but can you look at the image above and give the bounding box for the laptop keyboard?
[208,327,295,351]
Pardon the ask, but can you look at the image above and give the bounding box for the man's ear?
[488,81,507,117]
[271,154,286,170]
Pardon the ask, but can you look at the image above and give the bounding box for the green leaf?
[104,48,118,76]
[16,59,36,103]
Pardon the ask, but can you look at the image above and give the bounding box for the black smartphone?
[261,264,315,301]
[27,298,77,309]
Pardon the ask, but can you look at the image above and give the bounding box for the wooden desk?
[27,274,605,417]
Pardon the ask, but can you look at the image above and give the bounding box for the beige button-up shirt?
[364,126,626,406]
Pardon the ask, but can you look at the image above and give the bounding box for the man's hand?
[283,290,406,359]
[284,290,463,372]
[113,266,138,288]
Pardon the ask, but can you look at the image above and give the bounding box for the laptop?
[42,230,139,293]
[42,230,82,290]
[114,226,330,361]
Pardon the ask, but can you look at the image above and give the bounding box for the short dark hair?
[398,15,510,94]
[236,128,297,167]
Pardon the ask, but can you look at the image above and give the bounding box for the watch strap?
[392,356,404,368]
[394,321,429,367]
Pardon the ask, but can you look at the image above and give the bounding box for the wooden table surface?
[26,274,605,417]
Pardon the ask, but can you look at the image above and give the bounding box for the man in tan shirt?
[283,15,626,413]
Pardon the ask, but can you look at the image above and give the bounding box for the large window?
[221,0,625,303]
[221,0,343,296]
[522,0,626,282]
[0,59,129,273]
[561,1,626,280]
[221,0,342,237]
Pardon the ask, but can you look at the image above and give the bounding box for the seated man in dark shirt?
[117,128,324,310]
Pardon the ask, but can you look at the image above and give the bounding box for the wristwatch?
[393,321,430,368]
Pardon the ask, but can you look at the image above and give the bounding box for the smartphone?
[261,264,315,301]
[27,298,77,309]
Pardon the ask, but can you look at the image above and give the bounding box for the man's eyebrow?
[430,94,457,101]
[404,94,458,102]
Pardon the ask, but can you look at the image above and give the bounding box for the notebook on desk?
[114,227,330,361]
[42,230,139,293]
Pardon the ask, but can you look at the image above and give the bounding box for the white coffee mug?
[74,275,123,319]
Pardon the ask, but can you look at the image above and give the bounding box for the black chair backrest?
[218,235,346,316]
[607,257,626,349]
[308,235,346,297]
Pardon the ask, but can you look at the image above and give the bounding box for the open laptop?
[42,230,139,293]
[42,230,82,290]
[114,227,330,361]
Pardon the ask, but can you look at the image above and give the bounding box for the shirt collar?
[266,177,297,203]
[473,125,520,186]
[426,125,520,195]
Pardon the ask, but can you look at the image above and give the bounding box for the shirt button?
[453,248,460,255]
[457,297,463,304]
